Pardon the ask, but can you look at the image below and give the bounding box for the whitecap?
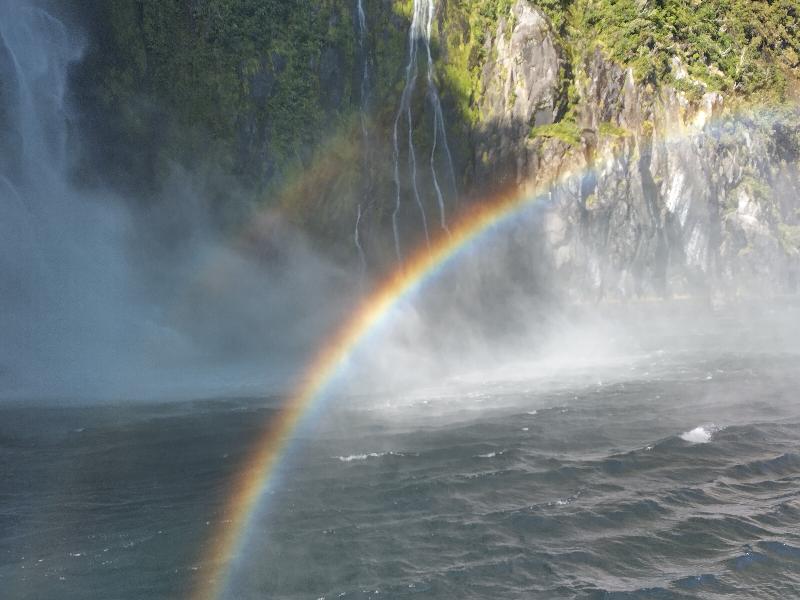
[337,453,373,462]
[476,451,504,458]
[680,425,718,444]
[337,452,400,462]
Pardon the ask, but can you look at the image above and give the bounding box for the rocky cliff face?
[471,0,800,300]
[472,1,566,189]
[67,0,800,300]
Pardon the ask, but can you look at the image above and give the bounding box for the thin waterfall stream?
[354,0,369,272]
[392,0,456,260]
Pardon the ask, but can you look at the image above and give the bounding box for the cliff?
[65,0,800,298]
[470,0,800,299]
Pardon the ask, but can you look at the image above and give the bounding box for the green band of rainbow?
[192,171,566,599]
[192,107,783,600]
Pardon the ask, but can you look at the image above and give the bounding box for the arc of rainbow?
[192,106,782,600]
[191,166,581,600]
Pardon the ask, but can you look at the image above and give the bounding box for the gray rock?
[472,0,800,301]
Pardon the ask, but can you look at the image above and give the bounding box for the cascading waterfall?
[354,0,368,272]
[392,0,427,259]
[0,0,366,400]
[354,202,365,271]
[0,0,140,395]
[391,0,456,260]
[423,0,457,233]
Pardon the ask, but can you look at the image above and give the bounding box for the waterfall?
[391,0,455,260]
[0,0,139,395]
[354,0,368,272]
[423,0,457,233]
[392,0,427,259]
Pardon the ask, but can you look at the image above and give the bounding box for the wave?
[680,424,722,443]
[476,450,505,458]
[336,451,407,462]
[725,452,800,479]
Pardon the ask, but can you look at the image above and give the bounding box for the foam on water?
[680,425,719,443]
[476,451,504,458]
[336,451,402,462]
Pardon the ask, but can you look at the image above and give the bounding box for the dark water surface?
[2,305,800,599]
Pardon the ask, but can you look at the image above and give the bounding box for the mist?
[1,0,798,413]
[0,0,354,403]
[2,2,799,599]
[329,166,800,422]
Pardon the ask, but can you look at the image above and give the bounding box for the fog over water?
[1,2,800,599]
[1,0,797,408]
[0,0,352,403]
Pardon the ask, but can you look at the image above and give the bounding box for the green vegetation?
[598,121,631,138]
[779,223,800,255]
[435,0,799,167]
[77,0,365,185]
[74,0,799,205]
[437,0,517,126]
[539,0,800,100]
[530,120,582,145]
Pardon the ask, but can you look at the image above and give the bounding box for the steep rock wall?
[473,0,800,300]
[63,0,800,298]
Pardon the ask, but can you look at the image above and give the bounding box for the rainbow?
[190,166,580,599]
[191,106,784,600]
